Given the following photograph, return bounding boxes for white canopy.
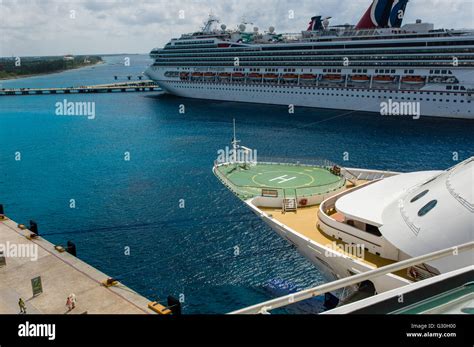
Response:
[380,158,474,272]
[335,171,440,226]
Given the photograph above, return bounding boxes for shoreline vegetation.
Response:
[0,55,103,81]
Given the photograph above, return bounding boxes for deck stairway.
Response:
[283,198,297,213]
[282,189,298,213]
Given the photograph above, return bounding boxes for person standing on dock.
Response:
[66,293,77,311]
[18,298,26,314]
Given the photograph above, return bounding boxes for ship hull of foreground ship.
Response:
[213,156,474,301]
[145,68,473,119]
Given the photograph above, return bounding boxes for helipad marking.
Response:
[269,175,297,184]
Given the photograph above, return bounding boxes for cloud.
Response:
[0,0,472,56]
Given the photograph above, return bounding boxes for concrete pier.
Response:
[0,80,161,96]
[0,216,154,314]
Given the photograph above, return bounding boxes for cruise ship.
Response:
[145,0,474,119]
[213,135,473,303]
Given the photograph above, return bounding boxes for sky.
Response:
[0,0,473,56]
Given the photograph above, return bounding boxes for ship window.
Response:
[365,224,382,237]
[410,189,429,203]
[418,200,437,217]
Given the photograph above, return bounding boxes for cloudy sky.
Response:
[1,0,473,56]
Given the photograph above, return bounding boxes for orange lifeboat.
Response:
[203,72,216,79]
[351,75,369,83]
[373,75,395,84]
[248,73,263,80]
[282,73,298,81]
[231,72,245,80]
[300,74,317,81]
[401,76,425,85]
[263,73,278,81]
[191,72,203,79]
[218,72,231,79]
[324,74,344,83]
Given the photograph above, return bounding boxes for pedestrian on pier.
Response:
[66,293,77,311]
[18,298,26,314]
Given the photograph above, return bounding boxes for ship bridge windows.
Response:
[417,200,438,217]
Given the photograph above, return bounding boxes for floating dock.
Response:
[0,215,154,314]
[0,80,161,96]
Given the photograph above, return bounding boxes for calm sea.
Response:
[0,55,473,313]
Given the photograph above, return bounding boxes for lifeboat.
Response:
[373,75,395,84]
[282,73,298,81]
[218,72,231,79]
[300,74,317,81]
[401,76,425,85]
[324,74,344,83]
[203,72,216,79]
[351,75,369,83]
[191,72,203,79]
[231,72,245,80]
[263,73,278,81]
[179,72,189,80]
[248,73,263,80]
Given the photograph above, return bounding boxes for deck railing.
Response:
[229,241,474,314]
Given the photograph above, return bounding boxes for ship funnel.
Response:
[388,0,409,28]
[356,0,394,29]
[307,16,323,31]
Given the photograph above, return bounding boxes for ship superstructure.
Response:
[146,0,474,119]
[213,131,473,301]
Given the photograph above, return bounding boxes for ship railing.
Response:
[229,241,474,314]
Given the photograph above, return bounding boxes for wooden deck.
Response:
[259,205,410,279]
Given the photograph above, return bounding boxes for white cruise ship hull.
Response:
[146,70,473,119]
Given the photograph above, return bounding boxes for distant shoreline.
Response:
[0,60,105,81]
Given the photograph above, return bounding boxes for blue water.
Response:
[1,55,473,313]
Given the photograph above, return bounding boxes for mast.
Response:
[232,118,240,163]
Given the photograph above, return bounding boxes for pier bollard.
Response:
[29,220,38,235]
[0,204,4,220]
[167,296,182,316]
[66,241,77,257]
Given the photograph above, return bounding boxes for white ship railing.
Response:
[229,241,474,314]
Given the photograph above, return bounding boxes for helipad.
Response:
[215,162,345,199]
